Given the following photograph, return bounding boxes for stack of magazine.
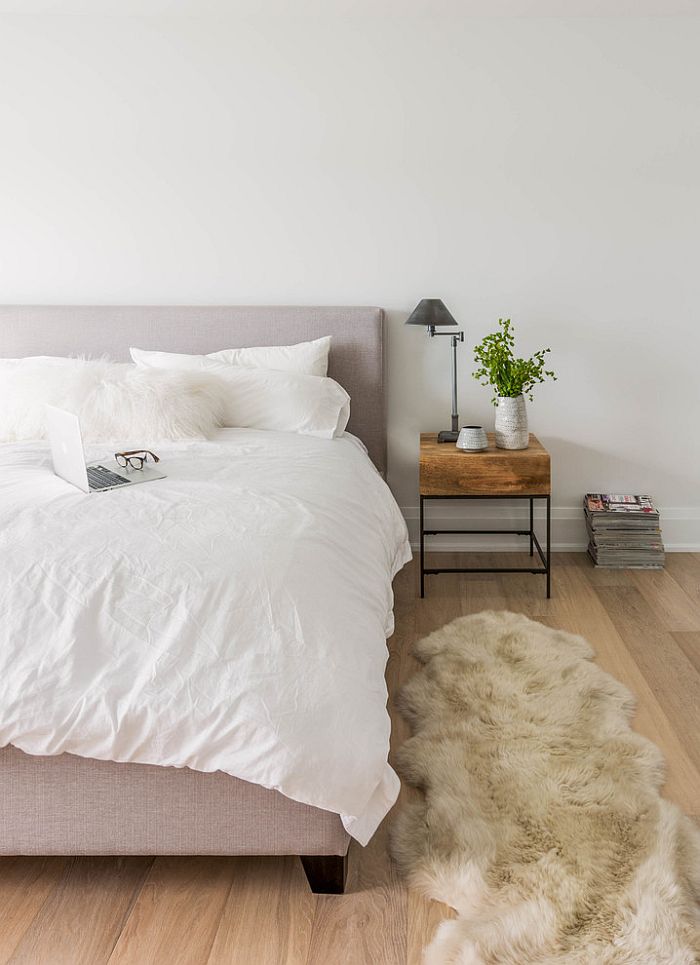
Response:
[584,494,665,569]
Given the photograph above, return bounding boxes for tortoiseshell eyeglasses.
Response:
[114,450,160,471]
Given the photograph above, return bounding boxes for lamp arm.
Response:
[427,328,465,340]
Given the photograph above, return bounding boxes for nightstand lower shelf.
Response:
[419,493,551,598]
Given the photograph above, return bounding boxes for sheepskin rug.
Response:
[390,611,700,964]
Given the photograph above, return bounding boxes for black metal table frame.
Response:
[419,493,551,599]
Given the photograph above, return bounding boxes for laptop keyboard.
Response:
[87,465,130,491]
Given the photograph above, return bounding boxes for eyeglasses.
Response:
[114,450,160,471]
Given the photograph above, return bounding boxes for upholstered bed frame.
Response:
[0,305,387,894]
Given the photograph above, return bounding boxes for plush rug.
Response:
[390,611,700,964]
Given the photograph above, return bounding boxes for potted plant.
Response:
[473,319,556,449]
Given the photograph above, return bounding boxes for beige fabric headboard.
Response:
[0,305,386,473]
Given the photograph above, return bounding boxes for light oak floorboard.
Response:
[672,632,700,677]
[2,555,699,964]
[108,857,236,965]
[0,858,68,964]
[7,857,152,965]
[629,567,700,631]
[549,558,700,817]
[207,857,315,965]
[664,553,700,608]
[590,584,700,775]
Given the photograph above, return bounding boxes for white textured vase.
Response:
[495,395,529,449]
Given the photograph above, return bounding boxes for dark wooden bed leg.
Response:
[300,852,348,894]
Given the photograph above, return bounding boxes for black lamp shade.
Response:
[405,298,458,328]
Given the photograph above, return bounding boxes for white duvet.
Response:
[0,429,411,844]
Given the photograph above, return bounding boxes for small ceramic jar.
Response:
[456,425,488,451]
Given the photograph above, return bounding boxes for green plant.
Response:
[473,318,556,404]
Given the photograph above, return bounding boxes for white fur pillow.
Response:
[131,351,350,439]
[0,357,227,443]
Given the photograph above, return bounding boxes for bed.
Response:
[0,305,409,894]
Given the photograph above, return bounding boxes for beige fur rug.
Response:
[390,611,700,964]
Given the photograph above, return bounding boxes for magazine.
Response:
[584,494,657,515]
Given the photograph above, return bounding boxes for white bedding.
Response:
[0,429,411,844]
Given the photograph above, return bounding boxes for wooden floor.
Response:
[1,553,699,965]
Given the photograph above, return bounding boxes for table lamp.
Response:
[406,298,465,443]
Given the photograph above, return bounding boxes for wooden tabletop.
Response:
[419,432,551,496]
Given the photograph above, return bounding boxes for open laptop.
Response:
[46,405,166,493]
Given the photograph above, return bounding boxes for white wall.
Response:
[1,8,699,548]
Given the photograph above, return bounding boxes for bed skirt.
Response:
[0,744,350,857]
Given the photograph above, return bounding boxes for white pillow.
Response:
[131,351,350,439]
[0,357,227,443]
[131,335,331,377]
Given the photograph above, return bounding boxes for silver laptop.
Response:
[46,405,166,493]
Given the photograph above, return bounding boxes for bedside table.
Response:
[419,432,551,598]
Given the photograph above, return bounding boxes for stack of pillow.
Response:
[0,336,350,444]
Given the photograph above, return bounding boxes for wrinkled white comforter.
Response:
[0,430,411,844]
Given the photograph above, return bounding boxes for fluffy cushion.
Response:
[131,335,332,378]
[131,351,350,439]
[0,357,227,443]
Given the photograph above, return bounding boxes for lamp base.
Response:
[437,430,459,444]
